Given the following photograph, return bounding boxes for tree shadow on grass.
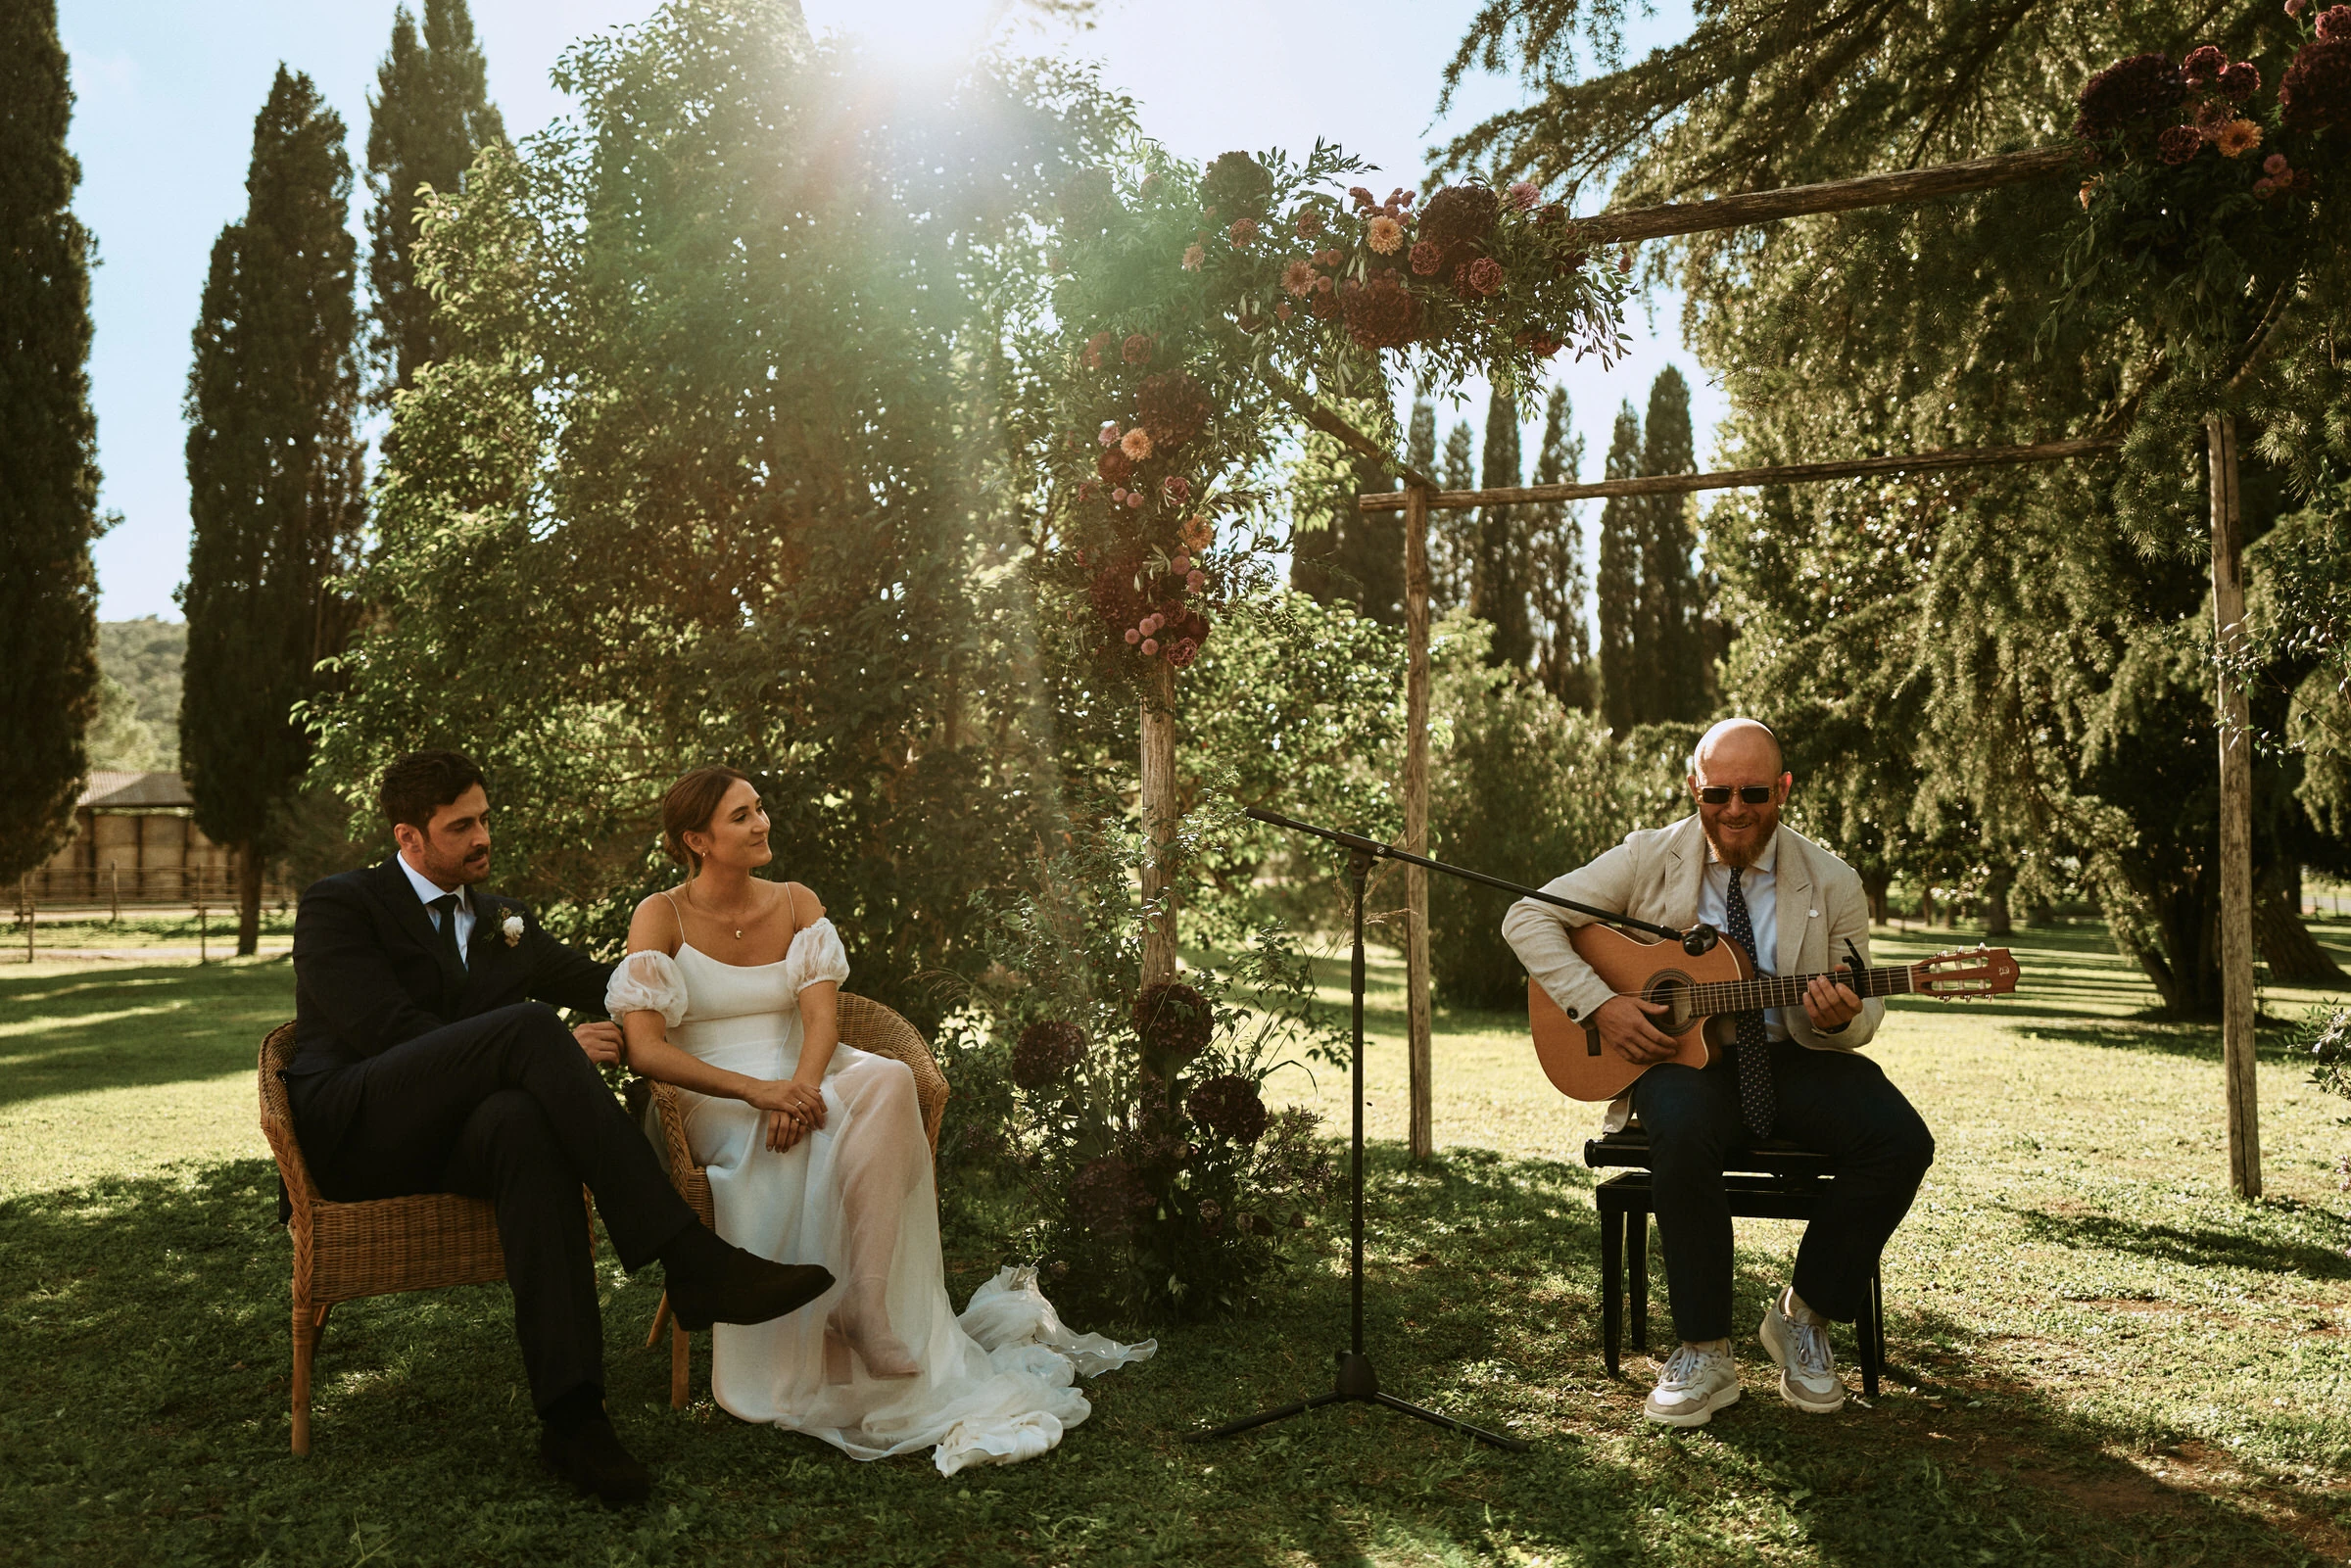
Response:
[5,1149,2343,1567]
[2001,1199,2351,1280]
[2010,1019,2317,1066]
[0,964,293,1111]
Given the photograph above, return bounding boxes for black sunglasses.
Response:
[1696,784,1775,805]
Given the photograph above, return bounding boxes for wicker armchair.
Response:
[641,991,948,1407]
[257,1022,589,1455]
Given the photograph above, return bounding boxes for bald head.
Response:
[1689,718,1789,870]
[1692,718,1783,781]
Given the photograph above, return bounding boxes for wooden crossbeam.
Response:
[1357,435,2118,513]
[1566,145,2085,247]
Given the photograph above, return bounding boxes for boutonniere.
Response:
[502,913,526,947]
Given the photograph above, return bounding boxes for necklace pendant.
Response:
[734,928,744,939]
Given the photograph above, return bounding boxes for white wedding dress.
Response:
[605,920,1153,1474]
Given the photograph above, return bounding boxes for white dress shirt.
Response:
[1696,828,1787,1040]
[398,853,473,966]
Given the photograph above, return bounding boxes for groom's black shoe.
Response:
[540,1402,650,1506]
[661,1222,834,1333]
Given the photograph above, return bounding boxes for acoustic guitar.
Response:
[1528,923,2020,1102]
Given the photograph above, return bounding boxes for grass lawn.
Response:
[2,924,2348,1566]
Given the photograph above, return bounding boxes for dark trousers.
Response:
[286,1002,696,1413]
[1630,1040,1934,1344]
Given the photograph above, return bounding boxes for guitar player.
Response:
[1501,717,1935,1427]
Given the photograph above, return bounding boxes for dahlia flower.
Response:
[1229,217,1259,245]
[1507,180,1541,211]
[1181,243,1205,270]
[2183,45,2225,86]
[2323,5,2351,40]
[1282,259,1318,297]
[2074,54,2188,139]
[1464,256,1506,296]
[1410,240,1442,275]
[2217,118,2263,156]
[1098,421,1121,447]
[2218,61,2261,100]
[1367,214,1406,254]
[2159,124,2204,164]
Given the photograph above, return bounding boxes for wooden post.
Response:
[19,876,29,965]
[1402,484,1435,1160]
[1140,658,1179,987]
[109,860,119,925]
[2207,413,2261,1200]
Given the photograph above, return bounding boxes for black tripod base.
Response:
[1189,1352,1531,1451]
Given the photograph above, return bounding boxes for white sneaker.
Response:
[1759,1290,1845,1413]
[1643,1342,1741,1427]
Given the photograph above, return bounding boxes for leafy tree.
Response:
[96,617,187,767]
[1436,0,2351,1011]
[182,67,364,955]
[1639,365,1707,721]
[1472,384,1532,666]
[1288,402,1403,624]
[1526,385,1593,710]
[1595,401,1641,732]
[365,0,504,404]
[1431,416,1479,611]
[312,2,1129,1026]
[0,0,103,887]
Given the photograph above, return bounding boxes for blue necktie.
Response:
[1722,868,1776,1138]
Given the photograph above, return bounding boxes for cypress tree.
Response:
[1407,397,1437,478]
[1639,365,1707,721]
[1471,384,1531,667]
[1595,402,1642,733]
[1433,418,1478,611]
[0,0,103,889]
[366,0,504,403]
[1527,387,1593,710]
[181,67,364,955]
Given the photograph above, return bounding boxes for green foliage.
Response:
[364,0,505,404]
[1594,400,1640,732]
[1286,399,1404,624]
[1427,613,1688,1007]
[1638,365,1709,722]
[0,0,102,884]
[95,618,185,770]
[312,3,1130,1028]
[1527,385,1593,711]
[1436,0,2351,1012]
[2300,1003,2351,1102]
[181,64,365,947]
[959,795,1345,1324]
[83,677,166,775]
[1471,383,1532,666]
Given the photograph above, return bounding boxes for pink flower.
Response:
[1141,638,1160,656]
[2254,175,2279,195]
[1506,180,1540,211]
[1098,421,1121,447]
[1367,214,1406,254]
[2322,4,2351,40]
[1229,217,1259,245]
[1143,613,1163,634]
[1171,552,1190,572]
[1125,628,1141,644]
[1186,570,1207,593]
[1181,243,1205,270]
[1127,492,1144,508]
[1112,487,1128,502]
[1282,259,1318,297]
[1464,256,1506,296]
[1313,249,1343,267]
[1348,186,1376,211]
[1162,477,1190,503]
[2287,0,2310,19]
[2265,152,2291,173]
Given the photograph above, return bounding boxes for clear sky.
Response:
[60,0,1712,621]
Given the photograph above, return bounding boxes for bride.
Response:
[604,766,1150,1473]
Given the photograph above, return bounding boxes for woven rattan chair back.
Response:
[260,1022,512,1455]
[643,990,948,1406]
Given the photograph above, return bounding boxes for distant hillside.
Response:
[93,618,185,772]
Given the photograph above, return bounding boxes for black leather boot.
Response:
[659,1223,834,1332]
[540,1399,651,1505]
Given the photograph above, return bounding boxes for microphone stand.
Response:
[1190,806,1718,1452]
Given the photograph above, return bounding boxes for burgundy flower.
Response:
[1082,330,1115,369]
[2073,53,2188,139]
[1294,207,1323,239]
[1122,333,1154,365]
[2182,45,2226,86]
[1463,256,1506,297]
[1161,474,1190,503]
[1066,1156,1147,1239]
[1228,217,1260,246]
[2158,124,2204,164]
[2322,5,2351,41]
[1417,183,1500,253]
[1012,1021,1085,1091]
[1096,447,1133,485]
[2281,37,2351,129]
[1136,368,1211,450]
[1338,273,1421,351]
[1409,239,1443,275]
[1189,1072,1270,1145]
[1201,151,1274,219]
[2218,60,2261,100]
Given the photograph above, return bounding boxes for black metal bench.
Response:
[1585,1127,1886,1397]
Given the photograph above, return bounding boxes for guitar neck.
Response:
[1688,964,1914,1017]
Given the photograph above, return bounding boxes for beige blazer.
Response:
[1500,815,1885,1057]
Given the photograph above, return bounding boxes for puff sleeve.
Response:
[604,949,689,1027]
[781,917,850,994]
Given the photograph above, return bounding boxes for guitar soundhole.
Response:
[1645,973,1697,1034]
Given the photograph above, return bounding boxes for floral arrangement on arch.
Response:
[1043,143,1626,677]
[2065,7,2348,363]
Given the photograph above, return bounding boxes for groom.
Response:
[284,749,832,1502]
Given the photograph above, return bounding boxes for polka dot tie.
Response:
[1722,868,1777,1139]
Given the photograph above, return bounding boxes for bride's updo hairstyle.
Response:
[661,765,754,874]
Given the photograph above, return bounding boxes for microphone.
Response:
[1680,923,1721,957]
